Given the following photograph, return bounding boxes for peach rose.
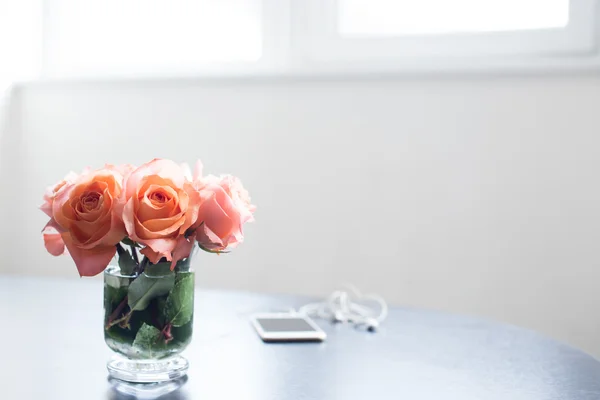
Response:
[122,159,200,266]
[40,170,84,217]
[40,171,83,257]
[51,166,127,276]
[194,175,255,252]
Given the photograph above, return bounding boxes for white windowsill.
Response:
[17,52,600,88]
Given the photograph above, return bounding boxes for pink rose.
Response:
[194,175,255,252]
[121,159,200,266]
[181,159,203,185]
[50,166,128,276]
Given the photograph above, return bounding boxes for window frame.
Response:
[290,0,600,74]
[38,0,600,79]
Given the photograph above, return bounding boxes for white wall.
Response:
[2,75,600,356]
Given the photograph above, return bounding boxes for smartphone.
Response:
[250,313,327,342]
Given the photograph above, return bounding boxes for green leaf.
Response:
[144,261,173,277]
[154,296,168,326]
[117,246,137,276]
[171,320,194,346]
[122,237,141,247]
[132,323,164,352]
[175,271,194,283]
[164,272,195,327]
[105,324,135,345]
[128,307,155,335]
[105,285,128,307]
[127,271,175,312]
[104,285,128,322]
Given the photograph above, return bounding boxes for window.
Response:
[43,0,263,77]
[338,0,571,37]
[29,0,600,78]
[296,0,598,67]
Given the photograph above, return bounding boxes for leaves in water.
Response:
[144,261,173,277]
[105,285,128,309]
[132,323,164,352]
[171,320,194,346]
[164,272,195,327]
[105,324,136,345]
[173,256,192,273]
[127,271,175,312]
[104,284,128,322]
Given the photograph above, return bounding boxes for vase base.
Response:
[107,355,189,383]
[108,376,187,398]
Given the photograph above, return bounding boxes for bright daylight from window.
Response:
[44,0,262,77]
[338,0,570,36]
[1,0,594,80]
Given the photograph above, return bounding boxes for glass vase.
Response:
[104,251,195,383]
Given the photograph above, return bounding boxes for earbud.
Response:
[297,285,388,332]
[364,318,379,332]
[333,310,347,323]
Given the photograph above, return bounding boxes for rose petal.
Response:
[62,234,116,277]
[193,160,203,182]
[140,246,164,264]
[196,224,225,251]
[70,217,107,239]
[70,222,111,248]
[42,225,65,256]
[113,163,136,178]
[181,163,193,182]
[122,198,137,239]
[75,203,105,222]
[170,236,195,270]
[182,182,200,234]
[125,159,185,199]
[197,187,237,238]
[138,183,179,221]
[140,237,177,261]
[40,200,53,218]
[140,215,184,234]
[102,207,127,246]
[139,196,172,221]
[52,183,76,230]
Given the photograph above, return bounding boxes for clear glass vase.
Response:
[104,250,195,383]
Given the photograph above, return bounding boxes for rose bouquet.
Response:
[40,158,254,382]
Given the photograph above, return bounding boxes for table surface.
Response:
[1,276,600,400]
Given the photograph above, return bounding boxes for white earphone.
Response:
[297,284,388,332]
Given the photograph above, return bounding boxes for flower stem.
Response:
[106,295,128,329]
[162,323,173,344]
[107,312,132,330]
[130,244,140,265]
[115,243,126,258]
[133,256,149,276]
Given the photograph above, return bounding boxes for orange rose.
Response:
[52,167,127,276]
[122,159,200,266]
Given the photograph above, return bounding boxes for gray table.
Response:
[1,275,599,399]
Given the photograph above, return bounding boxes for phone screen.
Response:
[256,317,317,333]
